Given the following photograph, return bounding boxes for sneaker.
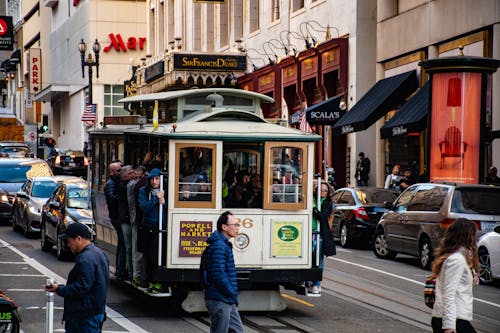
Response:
[148,282,162,294]
[311,285,321,294]
[132,278,140,288]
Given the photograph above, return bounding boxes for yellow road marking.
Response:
[281,293,315,307]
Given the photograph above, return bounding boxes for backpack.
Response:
[424,275,437,309]
[199,245,210,289]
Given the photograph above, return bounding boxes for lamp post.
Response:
[78,38,101,205]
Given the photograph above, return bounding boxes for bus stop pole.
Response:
[45,279,54,333]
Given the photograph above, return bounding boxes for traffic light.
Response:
[38,115,49,133]
[44,138,56,148]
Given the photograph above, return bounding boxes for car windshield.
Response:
[31,181,59,197]
[0,163,51,182]
[67,188,90,209]
[356,189,398,204]
[2,147,30,154]
[451,188,500,215]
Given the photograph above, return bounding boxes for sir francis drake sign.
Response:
[173,53,246,71]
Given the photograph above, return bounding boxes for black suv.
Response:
[46,149,88,178]
[373,183,500,270]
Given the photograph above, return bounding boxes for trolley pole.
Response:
[45,279,54,333]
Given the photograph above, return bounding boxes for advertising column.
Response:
[420,56,500,183]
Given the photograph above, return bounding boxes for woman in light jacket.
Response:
[384,164,402,191]
[431,218,480,333]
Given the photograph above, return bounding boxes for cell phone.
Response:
[46,279,54,289]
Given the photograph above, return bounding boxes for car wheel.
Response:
[340,223,351,248]
[478,247,494,285]
[373,229,397,259]
[419,237,433,270]
[22,214,31,238]
[12,210,19,232]
[56,231,67,261]
[40,223,52,252]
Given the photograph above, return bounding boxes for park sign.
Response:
[0,16,14,51]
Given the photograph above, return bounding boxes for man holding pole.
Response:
[44,223,109,333]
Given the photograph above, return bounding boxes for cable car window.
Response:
[176,143,216,208]
[224,148,261,208]
[264,142,309,210]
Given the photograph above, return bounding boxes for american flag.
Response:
[81,104,97,126]
[299,111,312,133]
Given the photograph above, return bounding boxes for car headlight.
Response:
[1,195,8,202]
[29,206,41,215]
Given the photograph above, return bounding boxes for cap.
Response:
[59,223,91,240]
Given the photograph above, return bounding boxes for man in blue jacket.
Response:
[45,223,109,333]
[204,211,243,333]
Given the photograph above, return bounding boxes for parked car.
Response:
[40,181,93,260]
[330,187,398,247]
[0,158,53,223]
[477,225,500,285]
[46,149,88,178]
[11,176,85,237]
[373,183,500,270]
[0,142,34,158]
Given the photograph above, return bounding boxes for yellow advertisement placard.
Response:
[271,220,303,257]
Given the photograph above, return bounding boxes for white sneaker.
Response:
[311,285,320,294]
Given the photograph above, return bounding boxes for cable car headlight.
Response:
[234,233,249,250]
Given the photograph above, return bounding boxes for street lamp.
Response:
[79,38,101,104]
[78,38,101,206]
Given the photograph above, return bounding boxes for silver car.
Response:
[373,183,500,270]
[12,175,86,237]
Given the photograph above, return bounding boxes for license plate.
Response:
[481,221,497,232]
[68,162,76,167]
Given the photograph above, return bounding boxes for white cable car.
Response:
[89,88,322,312]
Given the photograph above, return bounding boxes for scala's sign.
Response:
[173,53,246,71]
[103,33,146,53]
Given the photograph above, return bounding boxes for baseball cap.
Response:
[59,223,91,240]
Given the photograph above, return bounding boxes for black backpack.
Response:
[199,245,210,289]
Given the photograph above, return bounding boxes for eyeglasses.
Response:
[320,189,328,192]
[226,223,241,227]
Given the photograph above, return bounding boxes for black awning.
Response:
[380,82,429,139]
[9,49,21,64]
[305,94,346,125]
[332,70,418,136]
[0,59,11,72]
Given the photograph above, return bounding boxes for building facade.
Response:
[34,0,147,153]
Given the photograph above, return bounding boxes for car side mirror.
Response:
[16,191,28,199]
[49,201,60,209]
[384,201,394,210]
[494,224,500,234]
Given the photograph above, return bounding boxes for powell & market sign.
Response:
[174,53,246,71]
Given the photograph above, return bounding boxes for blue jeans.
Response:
[65,313,104,333]
[206,300,243,333]
[111,219,126,279]
[121,223,133,278]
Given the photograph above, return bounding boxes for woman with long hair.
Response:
[431,218,480,333]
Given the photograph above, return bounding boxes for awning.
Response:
[9,49,21,64]
[305,94,346,125]
[380,82,429,139]
[332,70,418,136]
[34,84,69,102]
[1,59,11,72]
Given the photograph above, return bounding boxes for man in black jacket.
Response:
[104,161,127,279]
[355,152,371,186]
[45,223,109,333]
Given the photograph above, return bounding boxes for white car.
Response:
[477,225,500,285]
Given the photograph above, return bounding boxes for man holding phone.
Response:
[44,223,109,333]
